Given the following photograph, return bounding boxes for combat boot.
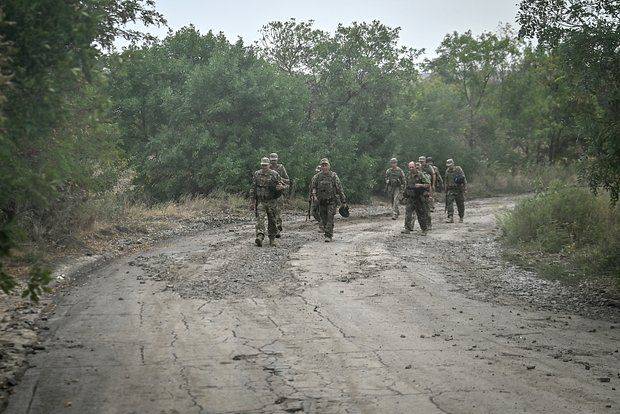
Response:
[459,216,463,223]
[445,217,454,223]
[255,235,264,247]
[401,228,411,234]
[324,236,332,243]
[269,237,277,247]
[421,230,428,236]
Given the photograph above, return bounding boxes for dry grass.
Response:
[467,164,577,198]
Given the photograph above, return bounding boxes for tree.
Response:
[0,0,165,299]
[428,29,519,150]
[108,27,308,200]
[518,0,620,203]
[258,20,420,200]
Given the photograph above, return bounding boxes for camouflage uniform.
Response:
[310,166,321,222]
[420,162,435,227]
[385,166,405,218]
[251,168,284,243]
[403,170,431,232]
[445,164,467,221]
[269,162,289,235]
[310,169,347,240]
[431,164,443,192]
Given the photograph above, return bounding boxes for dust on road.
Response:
[4,197,619,413]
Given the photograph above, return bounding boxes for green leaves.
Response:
[517,0,620,204]
[0,1,164,299]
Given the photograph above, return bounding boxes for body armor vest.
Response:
[316,173,337,201]
[386,168,403,186]
[255,171,278,200]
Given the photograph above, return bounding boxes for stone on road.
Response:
[5,198,619,413]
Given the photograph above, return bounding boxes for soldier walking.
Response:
[402,161,431,235]
[444,158,467,223]
[385,158,406,220]
[427,157,443,193]
[310,158,347,242]
[251,157,287,247]
[418,156,436,229]
[309,165,321,224]
[268,153,290,238]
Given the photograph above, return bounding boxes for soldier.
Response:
[401,161,431,235]
[426,156,443,215]
[269,153,290,238]
[251,157,287,247]
[427,156,443,193]
[385,158,406,220]
[444,158,467,223]
[419,156,435,229]
[309,165,321,224]
[310,158,347,242]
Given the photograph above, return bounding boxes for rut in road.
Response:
[4,197,619,414]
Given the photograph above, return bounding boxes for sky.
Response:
[124,0,520,56]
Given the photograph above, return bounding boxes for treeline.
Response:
[0,0,618,296]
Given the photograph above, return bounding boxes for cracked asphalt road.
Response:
[5,197,619,413]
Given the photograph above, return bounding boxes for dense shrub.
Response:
[500,183,620,281]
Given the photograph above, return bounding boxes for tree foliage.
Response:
[0,0,164,299]
[518,0,620,203]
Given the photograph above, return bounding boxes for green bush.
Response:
[500,182,620,281]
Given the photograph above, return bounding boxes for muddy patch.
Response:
[385,199,620,322]
[131,231,313,300]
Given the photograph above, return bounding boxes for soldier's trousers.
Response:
[275,198,284,232]
[388,186,402,217]
[255,199,278,239]
[446,189,465,218]
[404,196,428,231]
[426,194,433,228]
[318,200,338,238]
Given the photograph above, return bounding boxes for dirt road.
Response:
[5,197,619,413]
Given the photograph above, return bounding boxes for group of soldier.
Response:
[384,156,467,236]
[250,152,467,246]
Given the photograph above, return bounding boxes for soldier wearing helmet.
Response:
[310,158,347,242]
[444,158,467,223]
[251,157,288,247]
[385,158,406,220]
[268,153,290,238]
[418,156,435,230]
[308,165,322,223]
[401,161,431,235]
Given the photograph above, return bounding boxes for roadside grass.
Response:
[468,164,577,198]
[499,182,620,288]
[8,191,249,271]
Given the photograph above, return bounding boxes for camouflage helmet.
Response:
[390,157,398,163]
[418,156,426,162]
[260,157,270,165]
[446,158,454,166]
[426,156,433,163]
[320,158,330,165]
[269,153,278,161]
